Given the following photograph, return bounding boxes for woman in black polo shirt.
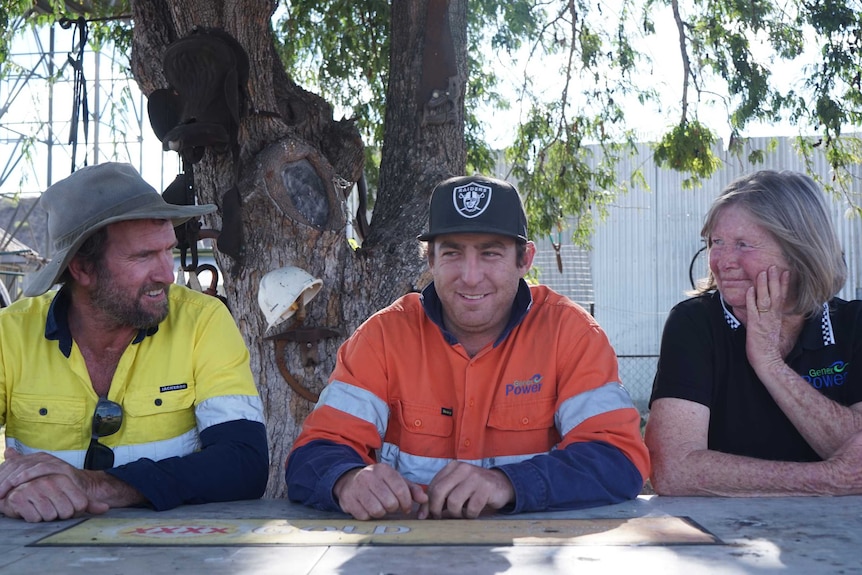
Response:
[646,170,862,496]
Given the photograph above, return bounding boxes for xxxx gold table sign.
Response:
[34,517,722,547]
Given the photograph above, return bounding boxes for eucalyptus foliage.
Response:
[277,0,862,242]
[3,0,861,239]
[645,0,862,209]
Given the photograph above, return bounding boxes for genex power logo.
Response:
[454,182,492,218]
[803,360,849,389]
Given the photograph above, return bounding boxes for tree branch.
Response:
[671,0,691,124]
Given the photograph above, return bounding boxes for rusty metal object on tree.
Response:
[194,263,230,310]
[353,173,370,242]
[147,27,249,161]
[553,242,563,274]
[217,185,244,263]
[255,140,347,233]
[549,232,563,273]
[419,0,459,126]
[265,327,341,403]
[194,264,220,296]
[422,76,461,126]
[162,170,202,270]
[149,28,250,270]
[268,327,341,366]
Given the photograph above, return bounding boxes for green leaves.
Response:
[652,120,720,187]
[275,0,391,144]
[657,0,861,204]
[508,100,640,246]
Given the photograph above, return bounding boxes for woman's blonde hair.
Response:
[695,170,846,316]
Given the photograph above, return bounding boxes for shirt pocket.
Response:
[487,397,557,431]
[9,394,88,451]
[123,386,196,443]
[486,397,559,454]
[394,400,454,438]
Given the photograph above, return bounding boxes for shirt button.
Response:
[468,399,475,407]
[521,417,530,425]
[413,419,422,427]
[464,439,471,447]
[39,407,48,416]
[154,398,163,406]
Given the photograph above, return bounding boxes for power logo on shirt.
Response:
[802,360,849,389]
[505,374,544,396]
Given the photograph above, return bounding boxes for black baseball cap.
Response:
[418,175,528,242]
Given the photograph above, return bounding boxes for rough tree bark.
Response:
[128,0,467,497]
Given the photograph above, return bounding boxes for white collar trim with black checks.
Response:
[719,294,835,346]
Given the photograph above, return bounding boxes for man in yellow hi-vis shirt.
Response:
[0,163,267,522]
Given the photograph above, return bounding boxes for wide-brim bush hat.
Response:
[24,162,216,297]
[418,175,528,242]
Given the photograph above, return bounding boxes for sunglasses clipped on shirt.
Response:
[83,397,123,471]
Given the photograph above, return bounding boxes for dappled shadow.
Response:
[327,545,512,575]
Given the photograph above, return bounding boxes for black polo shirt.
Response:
[650,291,862,462]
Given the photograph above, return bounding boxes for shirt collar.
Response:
[420,278,534,348]
[807,301,836,347]
[45,287,160,358]
[718,293,741,330]
[718,292,835,347]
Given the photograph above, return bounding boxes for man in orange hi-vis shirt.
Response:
[286,175,649,520]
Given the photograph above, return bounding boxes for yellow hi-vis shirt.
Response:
[0,285,263,468]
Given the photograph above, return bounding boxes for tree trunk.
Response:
[129,0,467,498]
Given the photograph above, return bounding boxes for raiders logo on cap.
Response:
[453,182,492,219]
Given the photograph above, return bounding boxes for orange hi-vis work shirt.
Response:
[288,282,650,513]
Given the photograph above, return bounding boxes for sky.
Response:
[480,3,814,149]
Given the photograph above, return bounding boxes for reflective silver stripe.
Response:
[196,394,265,430]
[316,380,389,440]
[379,442,544,484]
[7,427,201,469]
[111,427,201,466]
[555,382,635,437]
[6,437,84,467]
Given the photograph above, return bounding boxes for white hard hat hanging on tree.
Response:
[258,266,323,331]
